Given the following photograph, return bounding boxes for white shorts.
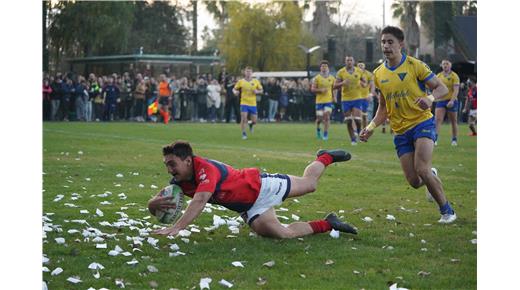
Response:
[469,109,477,118]
[240,173,291,225]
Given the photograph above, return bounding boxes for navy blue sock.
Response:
[440,201,454,215]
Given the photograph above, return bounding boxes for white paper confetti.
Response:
[55,237,65,244]
[66,277,82,284]
[362,216,373,222]
[231,261,244,268]
[88,262,105,270]
[219,279,233,288]
[116,173,124,178]
[96,243,107,249]
[329,229,340,239]
[53,195,64,202]
[127,259,139,265]
[386,214,396,221]
[147,265,159,273]
[96,208,104,217]
[389,283,409,290]
[263,260,275,268]
[51,267,63,276]
[178,229,192,237]
[200,277,212,290]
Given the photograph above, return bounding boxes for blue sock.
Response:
[242,131,247,136]
[351,137,357,142]
[324,131,328,138]
[452,137,457,142]
[440,201,454,215]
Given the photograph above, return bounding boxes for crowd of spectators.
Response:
[42,69,340,124]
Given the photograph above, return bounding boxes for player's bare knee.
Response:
[416,167,432,181]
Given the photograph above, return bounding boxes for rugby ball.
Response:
[155,184,184,224]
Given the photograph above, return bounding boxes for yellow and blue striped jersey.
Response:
[436,71,460,101]
[313,74,336,104]
[336,66,364,101]
[373,54,436,134]
[234,78,263,106]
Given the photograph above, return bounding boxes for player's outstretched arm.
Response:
[153,191,212,236]
[360,93,387,142]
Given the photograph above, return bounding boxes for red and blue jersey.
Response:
[171,156,261,212]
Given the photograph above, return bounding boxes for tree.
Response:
[391,1,420,57]
[218,2,314,73]
[48,1,135,58]
[129,1,188,55]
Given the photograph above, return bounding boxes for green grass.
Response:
[43,121,477,289]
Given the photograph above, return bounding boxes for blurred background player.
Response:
[360,26,456,224]
[336,56,367,145]
[435,60,460,146]
[158,74,172,124]
[357,61,376,129]
[233,66,263,140]
[311,60,336,140]
[463,79,477,136]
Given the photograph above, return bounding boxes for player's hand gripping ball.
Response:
[155,184,184,224]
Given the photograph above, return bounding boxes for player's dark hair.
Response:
[381,26,405,42]
[162,140,194,160]
[319,60,329,66]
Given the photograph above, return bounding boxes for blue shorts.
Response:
[240,105,257,115]
[393,117,437,158]
[315,102,333,112]
[360,99,369,113]
[342,100,364,112]
[435,100,459,113]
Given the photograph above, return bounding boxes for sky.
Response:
[195,0,397,50]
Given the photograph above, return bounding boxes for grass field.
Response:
[42,121,477,289]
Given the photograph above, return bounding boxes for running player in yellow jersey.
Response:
[435,60,461,146]
[357,61,376,129]
[233,66,263,140]
[311,60,336,140]
[335,56,367,145]
[359,26,456,224]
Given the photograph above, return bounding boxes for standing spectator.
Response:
[279,80,289,121]
[177,77,190,121]
[74,76,87,121]
[206,79,221,123]
[102,77,119,121]
[287,80,298,121]
[224,75,240,123]
[265,78,281,122]
[43,78,52,121]
[122,72,134,120]
[61,77,73,121]
[133,75,146,122]
[85,74,98,122]
[218,66,228,85]
[195,77,208,122]
[463,79,477,136]
[50,74,63,121]
[93,77,105,121]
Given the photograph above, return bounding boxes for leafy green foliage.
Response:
[218,2,315,73]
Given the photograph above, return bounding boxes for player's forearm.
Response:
[431,83,449,100]
[451,87,459,101]
[370,107,388,127]
[172,192,211,230]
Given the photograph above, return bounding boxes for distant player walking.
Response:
[311,60,336,140]
[233,67,263,140]
[336,56,367,145]
[435,60,461,146]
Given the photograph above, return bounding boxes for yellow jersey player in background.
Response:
[335,56,367,145]
[359,26,457,224]
[233,66,263,140]
[311,60,336,140]
[435,60,461,146]
[357,61,376,130]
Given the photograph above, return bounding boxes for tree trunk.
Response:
[192,0,198,54]
[42,1,49,72]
